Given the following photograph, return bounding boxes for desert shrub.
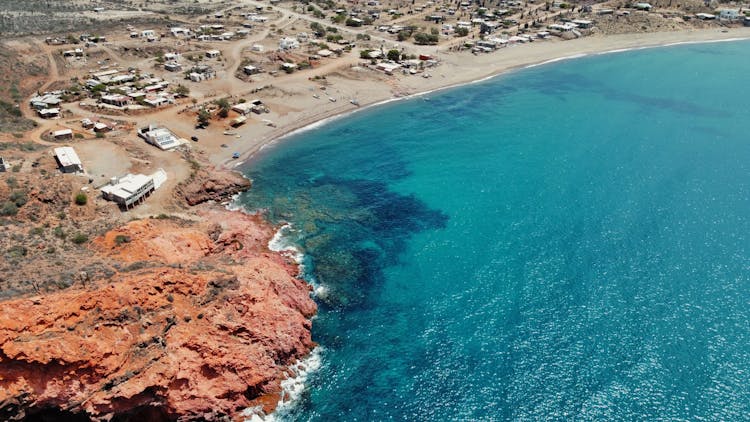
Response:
[114,234,131,245]
[7,245,27,257]
[74,192,87,206]
[9,191,26,207]
[71,233,88,244]
[0,201,18,216]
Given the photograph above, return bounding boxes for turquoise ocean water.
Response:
[237,40,750,420]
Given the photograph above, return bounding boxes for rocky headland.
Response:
[0,175,316,421]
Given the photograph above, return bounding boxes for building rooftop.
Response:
[101,174,153,201]
[54,146,82,168]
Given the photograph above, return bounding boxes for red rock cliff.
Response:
[0,209,316,421]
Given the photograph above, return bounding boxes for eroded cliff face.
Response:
[0,209,316,421]
[177,167,252,206]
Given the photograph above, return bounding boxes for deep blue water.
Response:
[237,40,750,420]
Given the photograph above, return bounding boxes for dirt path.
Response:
[23,41,65,143]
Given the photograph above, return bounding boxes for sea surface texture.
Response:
[237,40,750,420]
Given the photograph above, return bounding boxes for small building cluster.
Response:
[188,65,217,82]
[231,99,268,115]
[31,92,63,119]
[81,118,112,133]
[86,69,175,110]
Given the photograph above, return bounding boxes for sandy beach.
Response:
[209,27,749,169]
[1,0,749,417]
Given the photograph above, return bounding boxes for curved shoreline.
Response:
[226,30,749,419]
[223,28,750,168]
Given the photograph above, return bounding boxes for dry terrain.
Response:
[0,0,748,419]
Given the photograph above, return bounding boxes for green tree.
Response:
[414,32,439,45]
[456,27,469,36]
[310,22,326,36]
[387,49,401,61]
[172,84,190,97]
[197,108,211,126]
[215,98,230,118]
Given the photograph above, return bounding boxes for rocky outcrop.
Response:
[178,168,252,206]
[0,210,316,421]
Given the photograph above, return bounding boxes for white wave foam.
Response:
[278,346,324,406]
[525,53,589,69]
[266,222,334,299]
[243,347,325,422]
[268,223,305,268]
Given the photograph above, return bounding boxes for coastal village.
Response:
[0,0,749,419]
[4,0,749,213]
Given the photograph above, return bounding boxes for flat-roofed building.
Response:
[54,146,83,173]
[94,122,111,132]
[39,108,61,119]
[138,125,182,150]
[53,129,73,140]
[101,94,130,107]
[101,173,155,209]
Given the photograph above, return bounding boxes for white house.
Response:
[170,27,191,37]
[138,125,182,150]
[54,146,83,173]
[279,37,300,50]
[39,108,61,119]
[164,61,182,72]
[232,103,254,115]
[717,9,739,20]
[571,19,593,28]
[243,65,260,75]
[101,174,155,209]
[52,130,73,141]
[206,50,221,58]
